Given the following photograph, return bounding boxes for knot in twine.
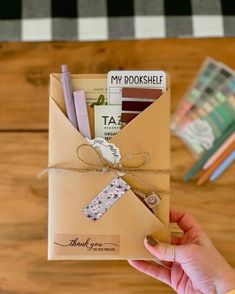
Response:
[38,143,169,194]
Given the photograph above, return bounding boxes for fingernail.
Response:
[145,235,158,247]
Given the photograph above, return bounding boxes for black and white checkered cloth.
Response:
[0,0,235,41]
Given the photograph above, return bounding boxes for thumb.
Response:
[144,235,192,263]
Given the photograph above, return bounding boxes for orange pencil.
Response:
[197,141,235,186]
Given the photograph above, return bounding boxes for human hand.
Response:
[128,209,235,294]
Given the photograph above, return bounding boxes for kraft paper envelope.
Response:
[48,73,170,260]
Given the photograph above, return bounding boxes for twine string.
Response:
[38,144,169,193]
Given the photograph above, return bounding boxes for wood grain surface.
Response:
[0,39,234,294]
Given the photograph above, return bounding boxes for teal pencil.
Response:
[184,123,235,181]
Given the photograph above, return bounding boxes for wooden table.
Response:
[0,39,234,294]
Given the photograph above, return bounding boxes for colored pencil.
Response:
[183,123,235,181]
[210,150,235,181]
[203,132,235,170]
[197,141,235,185]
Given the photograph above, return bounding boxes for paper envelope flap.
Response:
[111,89,170,170]
[49,171,169,260]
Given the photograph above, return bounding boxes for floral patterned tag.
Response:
[83,176,130,221]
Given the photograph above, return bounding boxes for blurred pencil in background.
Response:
[203,132,235,169]
[210,150,235,181]
[197,141,235,185]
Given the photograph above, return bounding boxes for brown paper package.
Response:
[48,73,170,260]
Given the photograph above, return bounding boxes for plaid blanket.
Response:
[0,0,234,41]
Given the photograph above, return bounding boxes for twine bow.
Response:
[38,143,169,194]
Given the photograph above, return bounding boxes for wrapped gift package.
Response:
[48,71,170,260]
